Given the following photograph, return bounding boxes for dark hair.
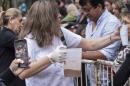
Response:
[79,0,105,9]
[79,0,87,7]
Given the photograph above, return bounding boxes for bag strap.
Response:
[60,29,67,46]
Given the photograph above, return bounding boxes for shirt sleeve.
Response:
[99,20,121,60]
[61,27,82,48]
[0,68,16,86]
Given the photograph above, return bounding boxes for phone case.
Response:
[14,39,29,68]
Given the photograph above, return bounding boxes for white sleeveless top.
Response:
[25,27,81,86]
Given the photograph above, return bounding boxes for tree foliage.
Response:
[0,0,10,10]
[0,0,37,11]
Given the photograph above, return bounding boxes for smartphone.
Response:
[14,39,29,68]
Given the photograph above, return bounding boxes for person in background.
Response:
[113,11,130,86]
[74,0,81,9]
[114,11,130,65]
[0,8,25,86]
[56,0,67,18]
[112,11,130,86]
[61,0,79,23]
[123,0,130,4]
[79,0,121,85]
[112,1,122,19]
[113,49,130,86]
[105,0,113,13]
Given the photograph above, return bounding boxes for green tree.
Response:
[0,0,11,10]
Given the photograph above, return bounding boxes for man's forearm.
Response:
[82,51,106,60]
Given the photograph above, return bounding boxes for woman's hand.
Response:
[9,59,25,76]
[48,45,67,63]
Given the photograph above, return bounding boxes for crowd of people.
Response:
[0,0,130,86]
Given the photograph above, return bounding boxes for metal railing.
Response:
[75,59,129,86]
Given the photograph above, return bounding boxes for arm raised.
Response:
[78,29,120,51]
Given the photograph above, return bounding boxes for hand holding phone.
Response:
[14,39,29,68]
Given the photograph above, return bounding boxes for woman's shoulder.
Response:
[0,27,16,40]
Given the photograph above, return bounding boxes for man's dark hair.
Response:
[79,0,105,9]
[55,0,61,5]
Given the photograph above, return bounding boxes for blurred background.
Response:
[0,0,37,11]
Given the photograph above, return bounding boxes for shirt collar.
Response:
[97,9,109,24]
[87,9,109,24]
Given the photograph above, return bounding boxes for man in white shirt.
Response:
[79,0,121,85]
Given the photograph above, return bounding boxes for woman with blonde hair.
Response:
[112,1,122,19]
[0,8,25,86]
[18,0,122,86]
[61,0,79,23]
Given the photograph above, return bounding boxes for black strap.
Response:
[60,29,67,46]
